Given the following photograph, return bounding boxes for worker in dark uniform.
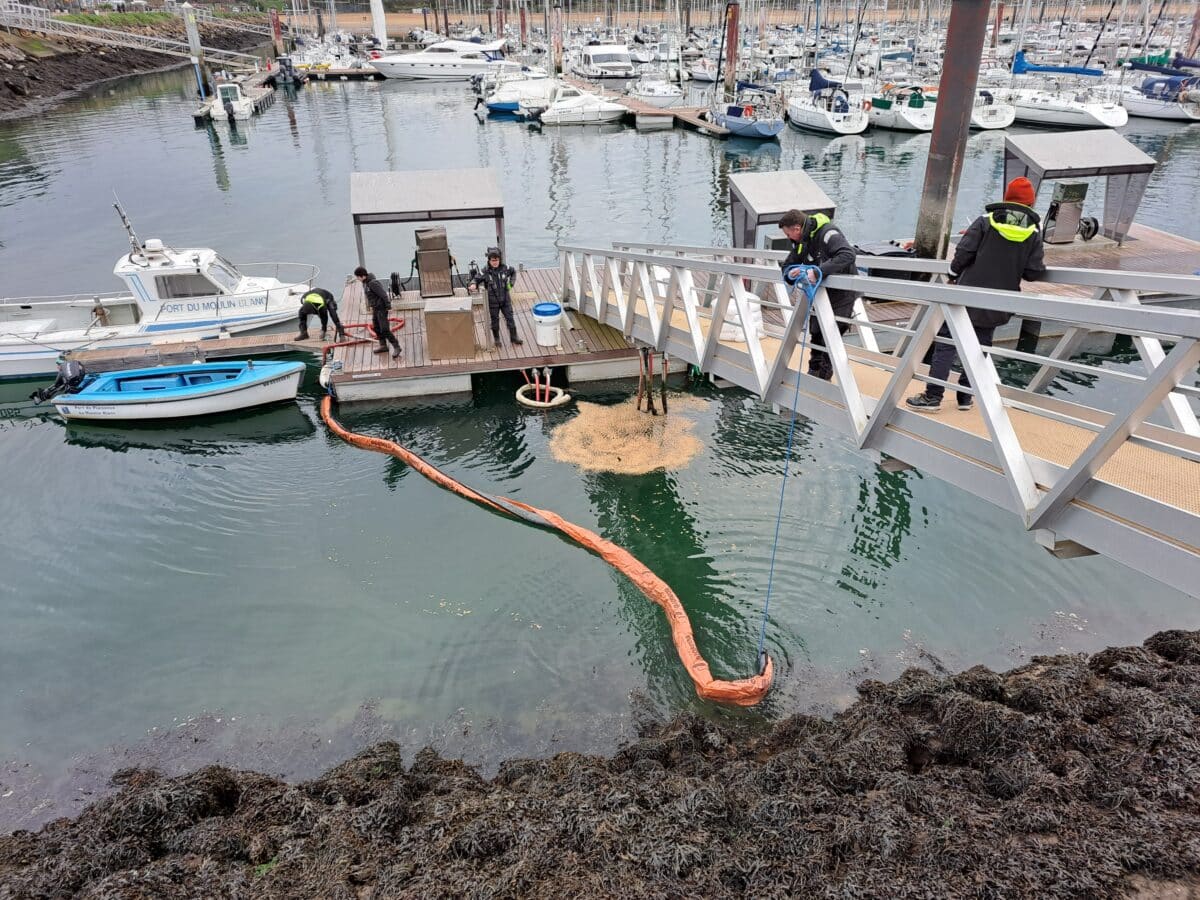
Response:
[295,287,347,342]
[778,208,858,381]
[354,266,401,358]
[471,247,523,348]
[906,176,1046,413]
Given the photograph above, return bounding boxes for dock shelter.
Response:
[349,168,506,268]
[1002,130,1156,246]
[728,170,836,250]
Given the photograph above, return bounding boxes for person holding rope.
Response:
[354,266,401,359]
[295,287,347,342]
[778,209,857,381]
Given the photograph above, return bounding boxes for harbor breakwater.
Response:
[3,629,1199,898]
[0,18,268,119]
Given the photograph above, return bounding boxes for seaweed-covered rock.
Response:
[5,630,1200,899]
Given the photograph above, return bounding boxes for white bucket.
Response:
[532,301,563,347]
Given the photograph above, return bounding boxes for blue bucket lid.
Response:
[532,302,562,316]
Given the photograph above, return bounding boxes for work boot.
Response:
[491,329,500,349]
[319,329,328,341]
[373,344,389,354]
[295,330,309,341]
[509,330,524,346]
[390,345,401,359]
[335,330,348,341]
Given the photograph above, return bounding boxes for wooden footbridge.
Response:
[558,241,1200,598]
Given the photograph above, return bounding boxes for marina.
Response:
[2,0,1200,892]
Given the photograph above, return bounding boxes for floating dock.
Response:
[563,76,730,137]
[304,66,382,81]
[326,268,650,401]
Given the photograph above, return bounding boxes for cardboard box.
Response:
[415,226,448,252]
[425,297,476,359]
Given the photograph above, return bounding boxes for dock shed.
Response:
[350,168,506,268]
[1002,130,1156,245]
[728,170,836,250]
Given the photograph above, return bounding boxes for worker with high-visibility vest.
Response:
[296,287,346,342]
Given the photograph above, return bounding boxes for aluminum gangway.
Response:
[169,6,275,39]
[0,1,263,70]
[558,241,1200,598]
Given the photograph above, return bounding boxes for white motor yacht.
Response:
[373,40,518,80]
[572,44,636,79]
[520,82,627,124]
[628,73,684,108]
[1,227,317,379]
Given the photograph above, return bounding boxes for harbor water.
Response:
[2,70,1199,830]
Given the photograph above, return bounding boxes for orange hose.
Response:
[320,396,773,706]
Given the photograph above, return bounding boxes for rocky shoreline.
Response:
[0,20,269,120]
[2,630,1199,898]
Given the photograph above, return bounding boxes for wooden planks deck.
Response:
[328,268,639,395]
[563,76,730,136]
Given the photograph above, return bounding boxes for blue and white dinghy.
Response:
[37,360,306,421]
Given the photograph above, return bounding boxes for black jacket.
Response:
[951,202,1047,328]
[474,263,516,306]
[780,218,858,315]
[301,288,343,330]
[363,275,391,313]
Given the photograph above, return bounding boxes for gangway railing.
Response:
[0,0,263,70]
[169,6,275,39]
[559,242,1200,598]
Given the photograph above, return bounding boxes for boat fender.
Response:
[516,382,571,409]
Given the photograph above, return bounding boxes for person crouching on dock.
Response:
[295,287,347,342]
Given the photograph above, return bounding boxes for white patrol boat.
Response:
[0,205,318,379]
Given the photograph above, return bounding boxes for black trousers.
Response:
[371,306,399,349]
[926,323,996,403]
[807,318,850,380]
[298,302,328,332]
[489,298,517,338]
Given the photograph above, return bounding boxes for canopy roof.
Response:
[729,170,836,249]
[350,169,504,225]
[1003,130,1155,180]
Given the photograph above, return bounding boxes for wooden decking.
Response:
[563,76,731,136]
[328,267,640,398]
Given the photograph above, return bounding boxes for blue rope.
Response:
[755,264,822,673]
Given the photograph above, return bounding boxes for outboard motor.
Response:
[222,97,236,122]
[30,359,87,404]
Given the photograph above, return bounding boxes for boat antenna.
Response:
[112,192,144,258]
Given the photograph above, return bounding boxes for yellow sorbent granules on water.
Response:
[548,395,706,475]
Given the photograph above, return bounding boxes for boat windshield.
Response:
[590,53,630,63]
[209,256,242,292]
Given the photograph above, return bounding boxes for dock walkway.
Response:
[563,76,730,137]
[327,267,643,400]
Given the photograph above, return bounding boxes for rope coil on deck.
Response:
[320,395,773,706]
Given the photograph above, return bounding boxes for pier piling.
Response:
[913,0,990,260]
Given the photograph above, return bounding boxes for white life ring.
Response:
[516,382,572,409]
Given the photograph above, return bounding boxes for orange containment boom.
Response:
[320,396,774,706]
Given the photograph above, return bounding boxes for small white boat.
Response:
[1006,87,1128,127]
[521,82,626,124]
[786,70,868,135]
[967,89,1017,129]
[373,40,517,80]
[867,84,935,131]
[0,210,317,379]
[46,361,306,422]
[481,74,555,113]
[195,81,255,122]
[689,58,719,82]
[627,74,684,108]
[572,44,636,78]
[1121,75,1200,120]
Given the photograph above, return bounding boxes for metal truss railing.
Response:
[170,5,275,38]
[559,241,1200,597]
[0,1,262,70]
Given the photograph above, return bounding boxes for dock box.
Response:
[415,226,449,251]
[424,297,475,359]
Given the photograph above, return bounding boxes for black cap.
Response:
[486,247,502,259]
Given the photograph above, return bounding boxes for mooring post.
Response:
[180,4,208,100]
[912,0,990,260]
[722,0,740,104]
[552,0,563,74]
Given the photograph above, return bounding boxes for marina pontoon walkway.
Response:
[559,242,1200,598]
